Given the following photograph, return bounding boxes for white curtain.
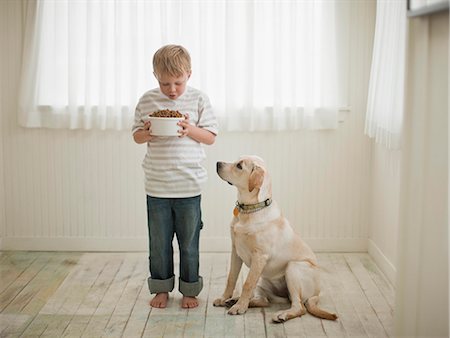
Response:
[365,0,407,149]
[394,8,449,337]
[19,0,344,131]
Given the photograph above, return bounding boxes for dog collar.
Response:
[234,198,272,216]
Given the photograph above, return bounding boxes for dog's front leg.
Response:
[228,252,268,315]
[213,245,243,307]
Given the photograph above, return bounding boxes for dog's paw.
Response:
[227,302,248,315]
[272,308,306,323]
[272,311,288,323]
[213,297,227,307]
[224,297,239,308]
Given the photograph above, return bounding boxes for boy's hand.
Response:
[144,121,154,140]
[133,120,153,144]
[176,113,216,145]
[178,113,191,137]
[144,120,152,133]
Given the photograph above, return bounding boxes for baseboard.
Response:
[1,237,150,252]
[368,239,396,285]
[0,236,368,253]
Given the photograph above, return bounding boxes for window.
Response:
[19,0,347,131]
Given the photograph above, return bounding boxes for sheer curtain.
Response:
[394,9,449,337]
[19,0,344,131]
[365,0,407,149]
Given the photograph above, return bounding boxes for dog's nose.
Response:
[216,162,223,173]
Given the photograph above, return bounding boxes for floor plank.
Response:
[344,253,393,336]
[0,251,395,338]
[0,252,52,319]
[82,254,137,337]
[316,254,349,338]
[0,252,40,295]
[359,254,395,310]
[332,254,389,338]
[120,279,151,338]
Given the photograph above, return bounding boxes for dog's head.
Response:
[216,155,271,203]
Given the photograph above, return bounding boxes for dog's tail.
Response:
[304,296,338,320]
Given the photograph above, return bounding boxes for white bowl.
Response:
[148,116,184,136]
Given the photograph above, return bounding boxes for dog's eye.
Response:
[236,162,242,170]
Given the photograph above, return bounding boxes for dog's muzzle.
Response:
[216,162,233,185]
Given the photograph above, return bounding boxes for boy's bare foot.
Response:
[182,296,199,308]
[150,292,168,308]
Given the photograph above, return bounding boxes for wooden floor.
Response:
[0,251,394,337]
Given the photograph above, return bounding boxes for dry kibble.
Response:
[150,109,183,118]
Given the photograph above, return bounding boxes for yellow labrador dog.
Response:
[213,155,337,323]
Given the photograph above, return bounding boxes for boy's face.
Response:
[155,72,191,100]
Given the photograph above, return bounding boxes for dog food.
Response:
[150,109,183,118]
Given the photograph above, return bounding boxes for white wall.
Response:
[368,144,400,285]
[0,1,376,252]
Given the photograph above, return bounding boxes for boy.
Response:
[132,45,218,309]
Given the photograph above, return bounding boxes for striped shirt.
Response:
[132,86,218,198]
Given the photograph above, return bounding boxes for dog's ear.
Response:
[248,165,265,192]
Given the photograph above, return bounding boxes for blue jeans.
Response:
[146,195,203,297]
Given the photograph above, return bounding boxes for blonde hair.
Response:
[153,45,191,78]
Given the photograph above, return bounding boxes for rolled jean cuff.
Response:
[148,275,175,294]
[179,276,203,297]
